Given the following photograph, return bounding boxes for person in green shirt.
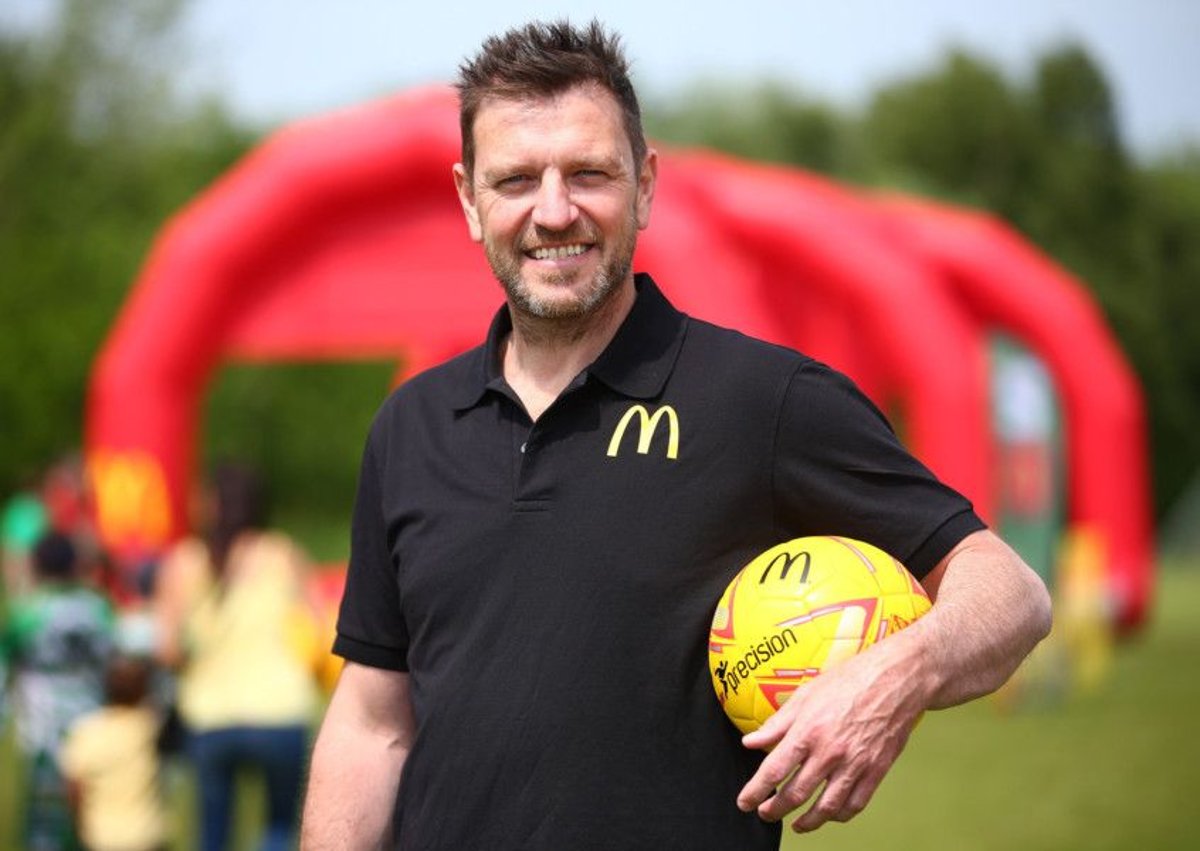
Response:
[2,532,114,851]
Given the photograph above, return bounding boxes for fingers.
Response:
[739,700,792,751]
[737,723,893,831]
[750,747,831,823]
[738,691,803,807]
[736,736,809,814]
[736,647,920,833]
[790,766,883,833]
[752,764,877,834]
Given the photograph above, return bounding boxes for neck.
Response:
[503,277,636,421]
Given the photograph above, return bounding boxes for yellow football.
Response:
[708,536,931,734]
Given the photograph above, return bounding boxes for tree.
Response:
[647,80,855,176]
[861,50,1041,216]
[0,0,252,493]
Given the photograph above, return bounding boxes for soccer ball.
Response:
[708,536,931,735]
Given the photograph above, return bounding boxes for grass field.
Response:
[782,562,1200,851]
[4,566,1198,850]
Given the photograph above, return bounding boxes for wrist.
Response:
[883,616,945,714]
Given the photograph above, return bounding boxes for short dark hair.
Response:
[456,19,647,178]
[32,532,77,580]
[105,655,150,706]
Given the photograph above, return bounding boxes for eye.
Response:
[571,169,610,187]
[494,174,533,192]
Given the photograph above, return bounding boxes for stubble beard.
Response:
[484,213,638,325]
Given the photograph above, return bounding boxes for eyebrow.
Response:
[479,152,627,185]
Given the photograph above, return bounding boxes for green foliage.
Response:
[203,361,397,561]
[0,2,395,557]
[0,0,252,489]
[647,80,855,176]
[863,50,1041,212]
[1123,152,1200,517]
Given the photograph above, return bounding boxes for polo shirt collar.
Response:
[589,274,687,399]
[449,306,512,411]
[451,273,687,411]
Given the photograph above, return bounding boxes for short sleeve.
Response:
[333,419,410,671]
[773,361,985,578]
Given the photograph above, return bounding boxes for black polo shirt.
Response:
[335,274,983,851]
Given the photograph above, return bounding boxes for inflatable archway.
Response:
[85,86,1152,629]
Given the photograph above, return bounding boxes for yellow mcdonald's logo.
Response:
[606,404,680,460]
[88,450,172,548]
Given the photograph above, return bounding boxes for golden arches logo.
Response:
[606,404,680,460]
[88,451,172,548]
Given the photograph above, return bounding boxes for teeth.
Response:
[530,244,587,260]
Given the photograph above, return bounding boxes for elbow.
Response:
[1028,571,1054,646]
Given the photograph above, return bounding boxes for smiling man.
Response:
[300,20,1051,851]
[456,86,650,324]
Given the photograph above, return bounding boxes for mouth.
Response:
[524,243,592,261]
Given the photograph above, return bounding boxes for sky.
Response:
[4,0,1199,155]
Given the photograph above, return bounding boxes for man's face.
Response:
[453,84,657,321]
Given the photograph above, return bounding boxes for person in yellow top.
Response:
[155,463,319,851]
[60,655,165,851]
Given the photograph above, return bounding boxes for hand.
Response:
[736,637,928,833]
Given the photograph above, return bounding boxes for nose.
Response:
[531,172,578,231]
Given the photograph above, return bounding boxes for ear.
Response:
[452,163,483,242]
[635,148,658,231]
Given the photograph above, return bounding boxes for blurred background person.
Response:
[2,454,98,601]
[59,654,166,851]
[1,471,47,600]
[1,531,115,851]
[154,462,320,851]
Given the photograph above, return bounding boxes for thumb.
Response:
[741,701,795,750]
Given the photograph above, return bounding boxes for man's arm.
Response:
[301,661,416,850]
[736,529,1052,833]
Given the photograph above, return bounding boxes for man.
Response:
[301,20,1051,850]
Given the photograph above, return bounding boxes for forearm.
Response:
[301,664,414,850]
[301,720,406,849]
[905,530,1053,710]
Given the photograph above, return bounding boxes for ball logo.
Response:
[717,627,800,699]
[714,660,730,699]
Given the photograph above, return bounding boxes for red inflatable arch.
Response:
[85,86,1152,628]
[868,197,1152,626]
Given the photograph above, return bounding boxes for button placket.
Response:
[512,375,588,507]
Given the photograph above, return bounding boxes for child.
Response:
[60,655,166,851]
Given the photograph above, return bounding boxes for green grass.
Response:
[5,566,1199,850]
